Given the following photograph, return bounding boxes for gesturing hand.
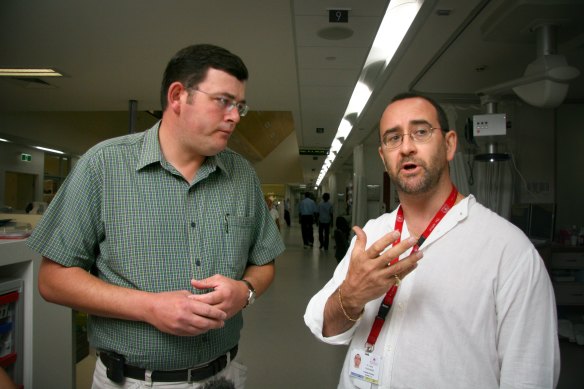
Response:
[343,226,423,308]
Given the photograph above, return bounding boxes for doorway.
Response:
[4,171,36,211]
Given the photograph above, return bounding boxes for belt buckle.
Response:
[186,361,211,383]
[186,353,228,383]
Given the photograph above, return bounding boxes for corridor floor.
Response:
[238,222,346,388]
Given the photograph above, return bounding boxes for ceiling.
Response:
[1,0,583,197]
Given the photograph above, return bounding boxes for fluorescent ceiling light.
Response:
[0,138,9,142]
[34,146,65,154]
[315,0,422,187]
[346,82,372,118]
[0,68,63,77]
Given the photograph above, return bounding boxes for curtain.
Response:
[473,160,513,219]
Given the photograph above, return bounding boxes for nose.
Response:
[399,133,417,154]
[225,107,241,123]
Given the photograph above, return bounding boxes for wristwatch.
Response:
[241,279,256,308]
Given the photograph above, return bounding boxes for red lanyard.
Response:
[365,185,458,351]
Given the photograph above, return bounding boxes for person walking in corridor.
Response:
[317,193,333,251]
[299,192,317,248]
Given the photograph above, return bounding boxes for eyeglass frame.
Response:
[380,122,447,150]
[190,87,249,117]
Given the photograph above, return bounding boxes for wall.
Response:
[556,103,584,233]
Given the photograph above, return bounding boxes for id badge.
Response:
[349,348,382,386]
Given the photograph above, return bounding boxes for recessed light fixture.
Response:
[317,26,354,40]
[34,146,65,154]
[0,68,63,77]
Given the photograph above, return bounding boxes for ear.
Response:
[167,82,186,114]
[444,130,458,162]
[378,146,386,166]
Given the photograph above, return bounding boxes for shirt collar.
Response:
[135,121,231,179]
[136,121,164,171]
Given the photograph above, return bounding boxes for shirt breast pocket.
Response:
[222,215,254,277]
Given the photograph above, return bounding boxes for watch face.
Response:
[242,279,256,307]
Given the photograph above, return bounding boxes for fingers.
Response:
[386,250,423,281]
[356,226,416,261]
[364,230,402,258]
[379,236,419,265]
[189,298,227,321]
[352,226,367,254]
[191,275,223,291]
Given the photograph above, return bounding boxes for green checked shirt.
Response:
[27,122,285,370]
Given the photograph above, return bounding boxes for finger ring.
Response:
[393,274,401,286]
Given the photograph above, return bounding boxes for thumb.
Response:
[191,277,216,291]
[352,226,367,253]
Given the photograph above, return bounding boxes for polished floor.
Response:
[76,222,583,388]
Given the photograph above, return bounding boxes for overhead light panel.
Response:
[34,146,64,154]
[0,68,63,77]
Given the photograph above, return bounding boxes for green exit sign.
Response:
[20,153,32,162]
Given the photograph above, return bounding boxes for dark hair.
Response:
[323,193,330,201]
[390,92,450,131]
[335,216,350,234]
[160,44,248,111]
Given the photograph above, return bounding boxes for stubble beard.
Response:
[389,154,445,195]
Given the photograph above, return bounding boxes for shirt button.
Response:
[190,222,196,228]
[195,260,201,266]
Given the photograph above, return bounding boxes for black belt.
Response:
[99,345,238,383]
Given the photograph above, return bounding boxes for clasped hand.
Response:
[145,275,247,336]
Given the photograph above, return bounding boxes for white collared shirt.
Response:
[304,196,560,388]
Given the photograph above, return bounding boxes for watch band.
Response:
[241,279,255,293]
[241,279,256,307]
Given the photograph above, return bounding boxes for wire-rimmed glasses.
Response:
[193,88,249,117]
[381,123,443,149]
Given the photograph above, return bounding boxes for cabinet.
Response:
[547,245,584,306]
[0,279,23,385]
[0,239,74,389]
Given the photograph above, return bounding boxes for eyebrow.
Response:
[218,92,246,104]
[382,119,432,134]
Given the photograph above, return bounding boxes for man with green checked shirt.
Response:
[27,44,285,388]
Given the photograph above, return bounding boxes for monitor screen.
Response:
[510,203,530,236]
[529,203,555,241]
[509,203,555,242]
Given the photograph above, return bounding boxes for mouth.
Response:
[401,161,419,172]
[217,125,235,137]
[398,158,425,176]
